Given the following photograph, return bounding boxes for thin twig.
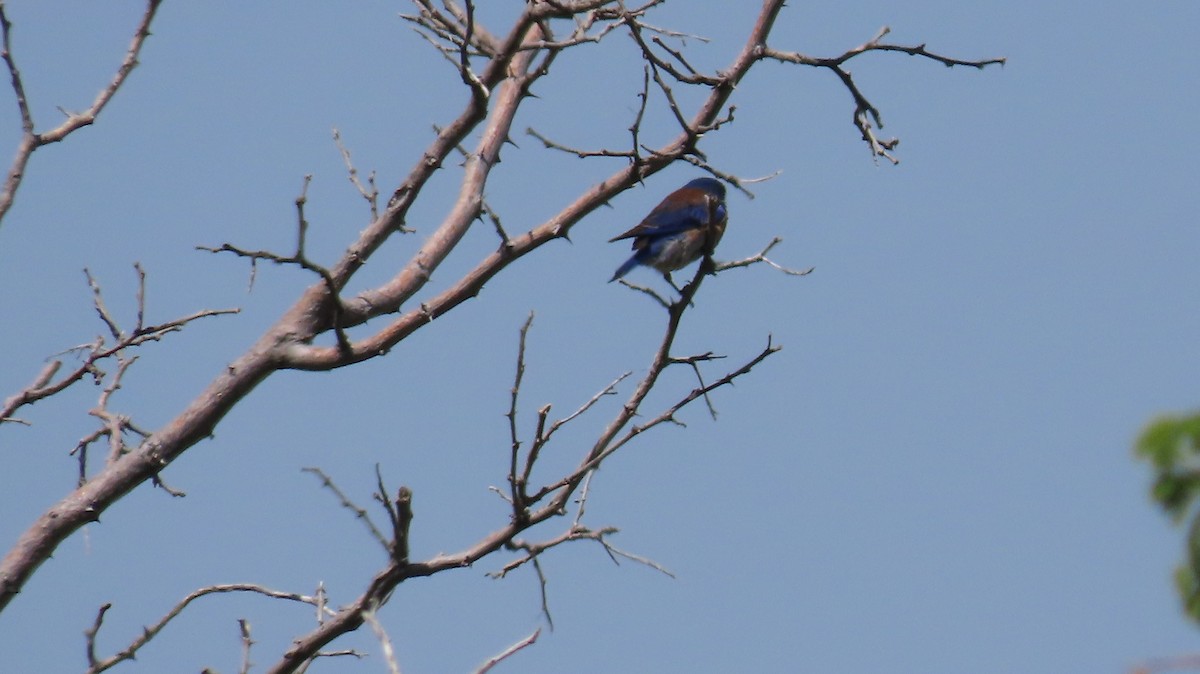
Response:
[332,128,380,221]
[84,584,333,674]
[716,237,814,276]
[507,312,535,515]
[238,619,254,674]
[761,26,1004,162]
[532,556,553,629]
[2,268,236,433]
[362,604,402,674]
[596,538,675,578]
[302,467,389,553]
[473,628,540,674]
[669,352,725,420]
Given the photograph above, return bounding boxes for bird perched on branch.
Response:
[609,177,728,287]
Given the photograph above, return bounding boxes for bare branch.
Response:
[402,0,501,57]
[491,521,671,618]
[0,0,163,227]
[273,257,748,667]
[302,467,390,553]
[507,312,536,516]
[846,26,1007,69]
[238,619,254,674]
[85,584,332,674]
[625,12,720,86]
[149,471,187,498]
[433,122,507,241]
[527,559,554,631]
[525,61,652,165]
[534,372,628,452]
[0,359,59,425]
[473,628,541,674]
[600,538,676,578]
[333,128,380,221]
[571,468,596,528]
[534,324,782,506]
[670,351,725,420]
[615,276,674,309]
[1,269,237,427]
[526,126,637,160]
[0,6,32,135]
[393,486,414,564]
[85,268,124,341]
[715,237,814,276]
[362,604,402,674]
[133,262,147,332]
[83,603,111,671]
[199,176,356,353]
[275,263,769,674]
[620,337,779,448]
[197,177,331,287]
[761,26,1004,162]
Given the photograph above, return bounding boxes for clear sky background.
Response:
[2,1,1198,672]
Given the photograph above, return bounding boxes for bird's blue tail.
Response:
[609,254,641,282]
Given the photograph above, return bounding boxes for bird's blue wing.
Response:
[638,201,712,236]
[609,187,717,241]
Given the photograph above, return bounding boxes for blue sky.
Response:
[2,1,1199,672]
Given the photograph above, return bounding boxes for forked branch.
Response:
[1,266,237,427]
[0,0,163,227]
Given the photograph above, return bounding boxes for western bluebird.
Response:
[609,177,728,285]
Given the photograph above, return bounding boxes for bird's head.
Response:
[683,177,726,202]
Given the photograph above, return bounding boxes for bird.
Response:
[608,177,728,287]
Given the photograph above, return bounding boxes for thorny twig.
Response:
[762,26,1005,162]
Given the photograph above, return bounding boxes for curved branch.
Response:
[0,0,163,227]
[85,583,330,674]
